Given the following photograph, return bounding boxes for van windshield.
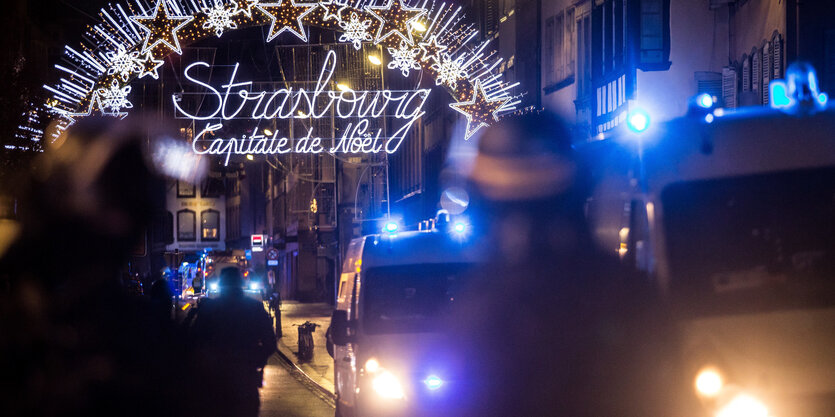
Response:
[662,167,835,317]
[363,263,473,334]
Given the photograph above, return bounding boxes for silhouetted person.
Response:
[451,113,691,417]
[0,118,184,417]
[189,267,277,417]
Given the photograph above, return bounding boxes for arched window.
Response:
[201,209,220,241]
[177,209,196,241]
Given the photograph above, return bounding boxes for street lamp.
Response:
[411,20,427,32]
[337,83,352,92]
[368,55,382,66]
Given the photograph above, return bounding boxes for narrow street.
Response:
[260,354,335,417]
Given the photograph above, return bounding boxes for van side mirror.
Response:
[330,310,352,346]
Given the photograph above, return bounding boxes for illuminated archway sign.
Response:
[42,0,522,159]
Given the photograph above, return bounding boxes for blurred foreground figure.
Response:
[0,118,182,417]
[454,113,688,417]
[189,267,277,417]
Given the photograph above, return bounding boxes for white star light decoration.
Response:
[387,41,421,77]
[105,45,142,81]
[203,2,239,37]
[450,80,511,140]
[136,52,165,79]
[236,0,260,18]
[418,35,447,62]
[96,80,133,116]
[257,0,317,42]
[130,0,194,55]
[338,12,372,50]
[365,0,425,45]
[319,0,347,23]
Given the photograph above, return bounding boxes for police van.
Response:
[329,215,482,417]
[587,65,835,416]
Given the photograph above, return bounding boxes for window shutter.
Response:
[722,66,738,108]
[762,43,771,104]
[695,71,723,99]
[752,49,761,100]
[772,33,783,80]
[545,17,555,85]
[485,0,500,37]
[566,7,576,77]
[741,54,750,92]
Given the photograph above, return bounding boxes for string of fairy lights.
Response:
[43,0,522,142]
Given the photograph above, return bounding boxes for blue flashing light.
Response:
[697,93,714,109]
[770,80,794,109]
[626,108,650,133]
[453,222,466,234]
[818,92,828,106]
[249,282,259,290]
[384,221,398,233]
[210,282,219,292]
[704,113,715,123]
[424,375,443,390]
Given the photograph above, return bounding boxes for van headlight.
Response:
[695,367,724,397]
[716,393,769,417]
[210,282,218,292]
[372,371,405,399]
[364,358,405,400]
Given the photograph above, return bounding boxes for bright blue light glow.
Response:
[210,282,218,291]
[627,109,650,133]
[249,282,259,290]
[697,93,714,108]
[704,113,714,123]
[424,375,443,390]
[770,80,794,108]
[453,222,466,234]
[818,92,828,106]
[384,221,398,233]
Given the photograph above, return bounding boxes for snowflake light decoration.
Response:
[202,2,239,37]
[387,40,420,77]
[431,53,467,89]
[105,45,142,82]
[338,12,372,50]
[96,80,133,115]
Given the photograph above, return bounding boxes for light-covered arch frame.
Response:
[43,0,522,143]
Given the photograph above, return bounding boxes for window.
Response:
[177,209,196,241]
[201,209,220,241]
[177,181,196,198]
[577,8,592,99]
[544,6,577,93]
[638,0,671,70]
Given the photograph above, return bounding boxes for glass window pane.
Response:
[201,210,219,241]
[177,210,196,241]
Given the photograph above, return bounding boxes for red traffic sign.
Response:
[266,247,279,261]
[251,234,264,247]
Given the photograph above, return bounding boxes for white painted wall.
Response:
[635,0,716,123]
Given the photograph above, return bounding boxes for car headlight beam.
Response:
[695,367,724,397]
[716,393,769,417]
[372,371,405,400]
